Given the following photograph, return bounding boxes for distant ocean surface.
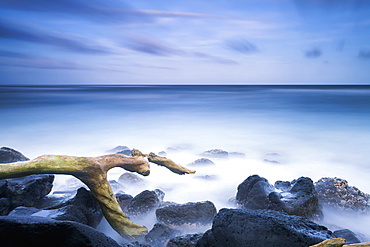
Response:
[1,85,370,236]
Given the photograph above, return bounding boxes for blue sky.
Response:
[0,0,369,85]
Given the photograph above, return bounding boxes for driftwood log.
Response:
[310,238,370,247]
[0,149,195,239]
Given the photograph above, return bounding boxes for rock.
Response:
[236,175,322,220]
[200,149,228,159]
[122,241,151,247]
[0,147,29,163]
[196,208,334,247]
[44,187,103,228]
[109,180,125,194]
[333,229,361,244]
[0,174,54,215]
[0,215,121,247]
[116,193,133,210]
[167,233,203,247]
[107,145,131,154]
[8,206,40,216]
[126,189,165,217]
[145,223,181,247]
[315,177,370,214]
[263,159,280,164]
[158,151,167,156]
[118,172,145,186]
[156,201,216,227]
[187,158,215,167]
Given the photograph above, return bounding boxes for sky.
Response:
[0,0,370,85]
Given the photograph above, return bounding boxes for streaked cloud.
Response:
[226,39,259,54]
[0,20,111,54]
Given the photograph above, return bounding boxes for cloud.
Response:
[125,36,182,56]
[225,39,259,54]
[124,35,238,64]
[0,21,111,54]
[0,54,90,70]
[358,50,370,59]
[305,48,322,58]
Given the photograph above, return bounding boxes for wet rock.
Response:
[236,175,322,220]
[315,177,370,214]
[0,174,54,215]
[145,223,181,247]
[158,151,167,156]
[0,216,121,247]
[200,149,228,159]
[196,208,334,247]
[126,189,165,217]
[333,229,361,244]
[46,187,103,228]
[118,172,145,187]
[107,145,132,156]
[116,193,133,210]
[109,180,124,194]
[156,201,217,227]
[187,158,215,167]
[167,233,203,247]
[122,241,151,247]
[8,206,40,216]
[0,147,29,163]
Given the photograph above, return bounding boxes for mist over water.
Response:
[1,85,370,241]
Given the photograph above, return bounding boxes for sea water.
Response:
[1,85,370,239]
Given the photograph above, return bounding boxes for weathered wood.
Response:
[0,151,195,239]
[310,238,370,247]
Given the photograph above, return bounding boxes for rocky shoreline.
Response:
[0,146,369,247]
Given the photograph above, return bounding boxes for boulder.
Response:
[187,158,215,167]
[126,189,165,217]
[122,241,151,247]
[236,175,322,220]
[315,177,370,214]
[0,174,54,215]
[0,147,29,163]
[333,229,361,244]
[156,201,217,227]
[10,187,103,228]
[44,187,103,228]
[118,172,145,187]
[199,149,228,159]
[116,193,133,210]
[107,145,132,156]
[0,216,121,247]
[167,233,203,247]
[145,223,181,247]
[196,208,334,247]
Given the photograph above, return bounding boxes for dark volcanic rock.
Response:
[167,233,203,247]
[145,223,181,247]
[196,208,334,247]
[10,187,103,228]
[156,201,216,227]
[0,216,121,247]
[187,158,215,167]
[116,193,133,210]
[333,229,361,244]
[0,147,29,163]
[118,172,145,187]
[122,241,152,247]
[315,177,370,214]
[200,149,228,159]
[0,174,54,215]
[107,145,132,156]
[46,187,103,228]
[236,175,322,220]
[126,189,165,217]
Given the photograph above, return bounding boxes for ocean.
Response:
[1,85,370,239]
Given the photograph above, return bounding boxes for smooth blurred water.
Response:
[1,85,370,239]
